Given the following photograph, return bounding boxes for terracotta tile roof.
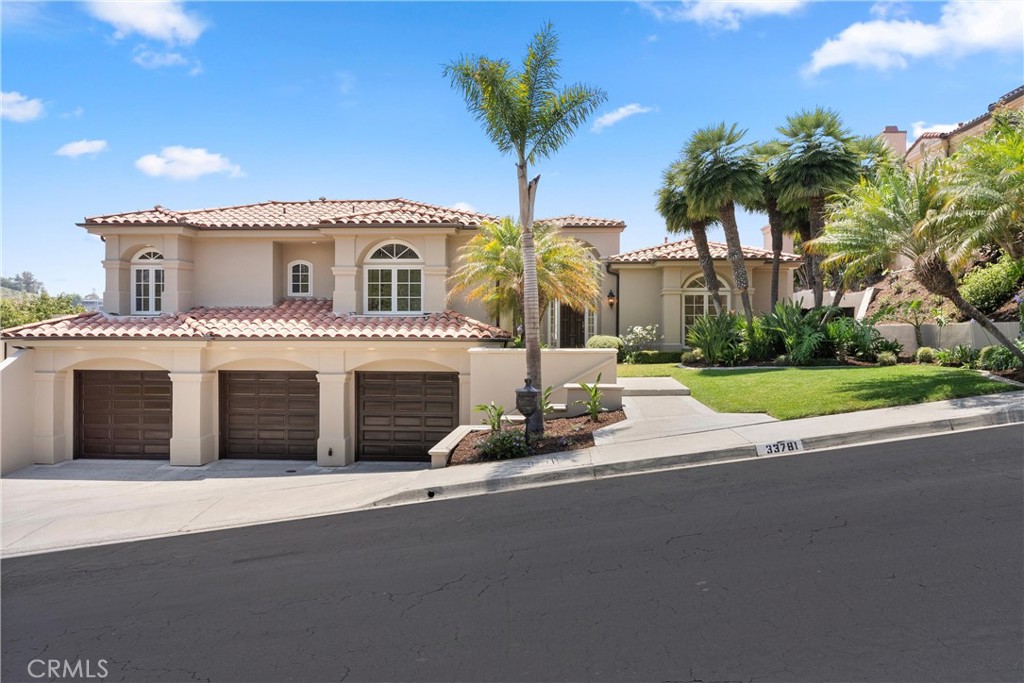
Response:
[3,299,511,342]
[538,215,626,229]
[608,238,801,264]
[82,198,499,229]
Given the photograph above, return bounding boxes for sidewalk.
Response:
[3,385,1022,557]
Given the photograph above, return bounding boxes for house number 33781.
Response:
[755,439,805,456]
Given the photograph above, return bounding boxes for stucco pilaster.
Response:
[317,372,350,466]
[168,372,216,466]
[33,370,69,464]
[102,259,128,315]
[458,373,471,424]
[331,267,358,314]
[661,290,682,348]
[423,266,449,312]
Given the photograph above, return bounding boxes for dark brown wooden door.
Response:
[75,370,172,459]
[560,306,586,348]
[356,372,459,461]
[219,371,319,459]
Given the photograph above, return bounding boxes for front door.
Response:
[559,306,586,349]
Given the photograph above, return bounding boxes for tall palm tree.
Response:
[774,108,860,308]
[749,140,805,308]
[444,23,606,435]
[656,165,723,315]
[448,218,603,328]
[810,161,1024,364]
[682,123,763,332]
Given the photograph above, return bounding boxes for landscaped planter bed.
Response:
[449,410,626,466]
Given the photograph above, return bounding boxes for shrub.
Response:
[631,350,683,364]
[774,354,791,366]
[686,312,745,366]
[873,336,904,357]
[474,401,508,431]
[826,317,877,362]
[680,351,700,365]
[744,316,780,362]
[959,255,1024,315]
[586,334,625,362]
[762,301,825,365]
[877,351,898,366]
[935,344,979,368]
[477,430,528,460]
[0,293,84,329]
[573,373,603,422]
[914,346,937,363]
[541,386,555,418]
[621,325,661,362]
[978,343,1024,371]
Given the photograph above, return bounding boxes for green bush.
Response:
[0,293,84,329]
[586,335,625,362]
[977,344,1024,371]
[762,301,825,365]
[959,255,1024,314]
[744,316,780,362]
[914,346,937,363]
[680,351,700,365]
[873,336,904,357]
[477,430,528,460]
[686,312,745,366]
[826,317,878,362]
[631,350,683,364]
[877,351,898,366]
[935,344,980,368]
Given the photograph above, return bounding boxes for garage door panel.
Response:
[75,371,172,459]
[357,371,459,462]
[220,371,319,460]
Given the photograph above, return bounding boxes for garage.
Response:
[75,370,172,459]
[356,372,459,461]
[219,371,319,459]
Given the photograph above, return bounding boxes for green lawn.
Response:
[617,363,1016,420]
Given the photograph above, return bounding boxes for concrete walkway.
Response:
[3,383,1022,557]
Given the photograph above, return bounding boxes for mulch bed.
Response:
[992,368,1024,384]
[448,410,627,466]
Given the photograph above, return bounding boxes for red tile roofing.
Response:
[2,299,511,342]
[608,238,801,264]
[539,215,626,229]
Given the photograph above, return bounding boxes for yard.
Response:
[618,364,1018,420]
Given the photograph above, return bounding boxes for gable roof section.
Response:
[2,299,511,342]
[608,238,801,264]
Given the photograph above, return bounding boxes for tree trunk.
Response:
[808,195,826,308]
[797,220,816,308]
[718,201,754,333]
[914,254,1024,365]
[689,221,723,316]
[517,161,544,435]
[765,197,783,308]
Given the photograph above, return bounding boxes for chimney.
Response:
[879,124,907,156]
[761,223,795,254]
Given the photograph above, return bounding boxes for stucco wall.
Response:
[616,269,662,336]
[876,322,1021,355]
[194,239,277,307]
[0,348,37,475]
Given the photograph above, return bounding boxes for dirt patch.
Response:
[448,410,627,466]
[866,268,1021,323]
[992,368,1024,385]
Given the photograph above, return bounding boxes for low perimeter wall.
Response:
[0,348,37,475]
[468,348,618,421]
[875,321,1021,355]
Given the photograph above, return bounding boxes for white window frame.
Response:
[131,249,165,315]
[363,242,424,315]
[287,260,313,297]
[545,300,599,348]
[681,274,732,343]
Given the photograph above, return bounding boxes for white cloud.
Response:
[646,34,659,42]
[1,91,44,122]
[591,104,655,133]
[911,121,957,140]
[55,139,109,158]
[61,106,85,119]
[642,0,806,30]
[135,146,243,180]
[85,1,205,45]
[132,45,202,73]
[451,202,476,212]
[869,1,910,20]
[805,0,1024,76]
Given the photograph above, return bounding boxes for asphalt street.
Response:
[3,425,1022,683]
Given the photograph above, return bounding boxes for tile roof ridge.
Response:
[394,197,497,218]
[1,310,100,335]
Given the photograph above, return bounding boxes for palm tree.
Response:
[682,123,763,332]
[749,140,805,308]
[656,165,723,315]
[810,161,1024,364]
[774,108,860,308]
[447,218,603,329]
[444,23,606,435]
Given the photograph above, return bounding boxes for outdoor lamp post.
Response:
[515,378,540,449]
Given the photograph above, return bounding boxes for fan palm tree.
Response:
[749,140,805,308]
[656,164,723,315]
[682,123,762,331]
[810,161,1024,364]
[444,23,606,434]
[448,218,603,329]
[774,108,860,308]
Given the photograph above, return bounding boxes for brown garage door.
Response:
[219,371,319,459]
[356,372,459,461]
[75,370,172,459]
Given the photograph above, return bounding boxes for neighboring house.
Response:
[79,293,102,312]
[606,237,802,350]
[1,199,624,471]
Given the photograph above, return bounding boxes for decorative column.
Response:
[317,372,350,466]
[459,373,472,425]
[331,235,358,314]
[168,372,216,466]
[33,370,68,464]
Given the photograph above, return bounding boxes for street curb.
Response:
[371,407,1024,508]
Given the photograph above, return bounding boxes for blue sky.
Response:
[3,0,1022,295]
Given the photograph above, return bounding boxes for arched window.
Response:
[287,260,312,296]
[682,273,732,341]
[131,249,164,314]
[365,242,423,313]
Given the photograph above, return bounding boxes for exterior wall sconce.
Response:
[607,289,617,309]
